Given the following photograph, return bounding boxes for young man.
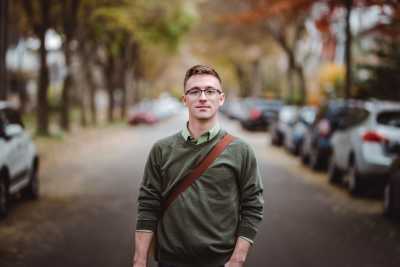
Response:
[133,65,264,267]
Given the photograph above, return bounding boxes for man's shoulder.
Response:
[224,132,252,150]
[153,131,182,150]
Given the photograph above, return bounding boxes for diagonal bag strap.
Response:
[163,133,236,212]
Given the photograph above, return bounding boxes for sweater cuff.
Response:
[239,236,254,245]
[237,225,257,242]
[136,220,158,232]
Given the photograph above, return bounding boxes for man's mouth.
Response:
[196,106,210,109]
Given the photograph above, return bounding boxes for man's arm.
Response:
[225,238,252,267]
[133,231,154,267]
[235,143,264,257]
[134,143,163,266]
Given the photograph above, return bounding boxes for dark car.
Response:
[240,98,283,131]
[300,100,351,170]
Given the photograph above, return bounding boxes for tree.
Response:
[20,0,58,135]
[58,0,81,131]
[355,2,400,100]
[221,0,396,102]
[90,0,192,122]
[220,0,314,104]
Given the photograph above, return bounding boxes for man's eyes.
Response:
[189,89,216,93]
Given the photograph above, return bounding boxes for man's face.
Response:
[182,74,225,121]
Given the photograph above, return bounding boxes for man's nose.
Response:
[199,91,207,101]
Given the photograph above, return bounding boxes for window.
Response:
[2,108,24,128]
[344,107,369,128]
[377,111,400,128]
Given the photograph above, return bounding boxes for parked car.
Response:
[270,105,299,146]
[300,100,350,170]
[328,101,400,195]
[383,155,400,219]
[284,106,317,155]
[128,101,158,125]
[240,98,283,131]
[0,102,40,218]
[128,97,182,126]
[220,99,248,122]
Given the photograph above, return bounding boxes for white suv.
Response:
[328,101,400,195]
[0,101,40,218]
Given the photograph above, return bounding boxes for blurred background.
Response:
[0,0,400,267]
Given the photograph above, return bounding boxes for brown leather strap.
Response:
[163,133,236,211]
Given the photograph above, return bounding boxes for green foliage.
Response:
[90,0,193,53]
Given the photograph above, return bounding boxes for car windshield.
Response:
[377,111,400,128]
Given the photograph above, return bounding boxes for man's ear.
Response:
[219,93,225,107]
[181,95,187,106]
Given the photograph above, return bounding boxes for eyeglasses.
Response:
[185,88,223,99]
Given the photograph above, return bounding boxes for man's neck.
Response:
[187,116,218,140]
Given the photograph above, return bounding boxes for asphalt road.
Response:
[1,110,400,267]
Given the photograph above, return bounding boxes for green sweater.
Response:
[136,129,264,266]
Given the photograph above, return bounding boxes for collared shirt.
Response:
[181,122,221,145]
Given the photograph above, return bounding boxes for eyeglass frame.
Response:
[184,87,223,98]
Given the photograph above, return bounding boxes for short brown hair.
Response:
[183,65,222,89]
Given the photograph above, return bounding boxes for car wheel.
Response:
[383,174,400,219]
[309,149,322,170]
[328,157,342,184]
[0,178,9,218]
[293,142,301,156]
[346,162,362,196]
[383,182,392,217]
[23,167,40,200]
[300,146,309,165]
[271,132,279,146]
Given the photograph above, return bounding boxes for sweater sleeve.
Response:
[136,143,163,232]
[237,143,264,243]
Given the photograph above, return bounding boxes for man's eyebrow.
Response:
[187,86,200,91]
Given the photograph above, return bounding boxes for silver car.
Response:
[328,101,400,195]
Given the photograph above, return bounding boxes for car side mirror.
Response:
[5,124,23,139]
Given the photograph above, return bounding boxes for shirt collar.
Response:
[181,122,220,145]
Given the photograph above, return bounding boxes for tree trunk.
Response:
[105,54,115,123]
[295,65,307,105]
[79,85,87,127]
[107,86,115,123]
[36,1,50,136]
[79,42,97,125]
[120,85,127,120]
[89,78,97,125]
[251,59,262,97]
[60,43,72,131]
[234,63,250,97]
[59,0,79,131]
[18,80,28,114]
[344,0,353,99]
